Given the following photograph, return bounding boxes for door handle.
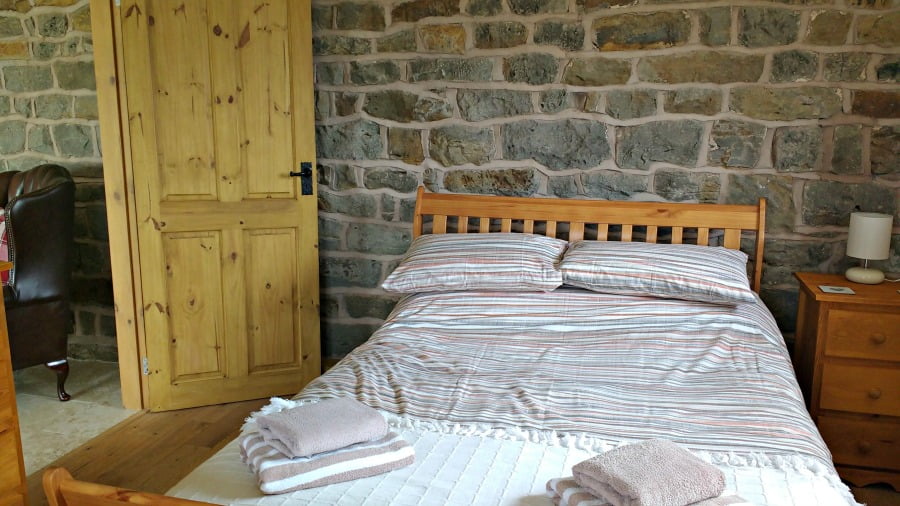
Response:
[290,162,313,195]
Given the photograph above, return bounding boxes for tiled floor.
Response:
[13,359,138,475]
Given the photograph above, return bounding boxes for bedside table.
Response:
[793,272,900,489]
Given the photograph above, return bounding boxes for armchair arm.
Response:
[5,175,75,305]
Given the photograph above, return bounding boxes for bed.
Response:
[159,189,858,505]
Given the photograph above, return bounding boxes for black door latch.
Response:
[290,162,313,195]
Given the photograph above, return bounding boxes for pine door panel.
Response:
[120,0,319,411]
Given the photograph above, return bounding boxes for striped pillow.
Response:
[382,233,567,294]
[559,241,756,305]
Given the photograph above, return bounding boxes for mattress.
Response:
[170,289,858,505]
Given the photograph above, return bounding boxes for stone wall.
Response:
[0,0,115,361]
[313,0,899,358]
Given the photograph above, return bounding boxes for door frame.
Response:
[91,0,148,410]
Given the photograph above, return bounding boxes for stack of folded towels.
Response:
[239,397,414,494]
[547,439,748,506]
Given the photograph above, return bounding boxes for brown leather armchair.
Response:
[0,164,75,401]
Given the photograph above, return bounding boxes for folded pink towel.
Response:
[548,476,747,506]
[256,397,388,458]
[240,431,414,494]
[572,440,726,506]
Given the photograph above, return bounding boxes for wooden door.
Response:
[118,0,320,411]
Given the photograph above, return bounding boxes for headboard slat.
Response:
[524,220,534,234]
[570,222,585,241]
[458,216,469,233]
[697,228,710,246]
[672,227,683,244]
[724,229,740,249]
[434,215,448,234]
[621,225,633,242]
[646,226,658,244]
[501,218,512,233]
[546,221,557,238]
[597,224,608,241]
[479,217,489,233]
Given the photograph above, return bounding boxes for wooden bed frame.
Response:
[413,187,767,292]
[41,190,768,505]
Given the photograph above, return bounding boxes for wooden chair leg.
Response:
[46,360,71,401]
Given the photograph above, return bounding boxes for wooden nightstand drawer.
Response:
[826,309,900,362]
[818,415,900,472]
[821,363,900,416]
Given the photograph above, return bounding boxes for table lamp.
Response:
[845,212,893,284]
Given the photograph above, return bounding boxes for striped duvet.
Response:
[298,288,831,466]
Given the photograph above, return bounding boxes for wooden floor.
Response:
[25,398,267,506]
[23,396,900,506]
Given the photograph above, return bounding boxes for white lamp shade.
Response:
[846,212,893,260]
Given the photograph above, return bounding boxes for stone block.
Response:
[75,241,111,276]
[534,20,585,51]
[638,51,764,84]
[763,240,833,286]
[77,310,96,335]
[35,13,67,36]
[852,90,899,118]
[334,92,359,117]
[806,10,850,45]
[317,62,344,85]
[771,50,818,82]
[74,182,106,202]
[730,87,842,120]
[856,12,900,46]
[760,288,798,332]
[824,52,868,81]
[314,91,331,121]
[54,61,96,90]
[388,128,424,164]
[70,277,113,306]
[540,89,574,113]
[32,41,59,60]
[699,7,730,46]
[474,22,527,49]
[877,55,899,82]
[653,170,720,203]
[0,97,8,115]
[582,92,603,113]
[726,174,795,231]
[429,125,494,166]
[345,295,398,320]
[86,205,109,240]
[377,29,416,52]
[503,53,558,85]
[508,0,567,15]
[0,0,30,13]
[3,65,53,92]
[420,24,466,54]
[70,4,90,31]
[27,124,54,154]
[318,163,357,191]
[313,35,370,56]
[467,0,501,15]
[593,11,690,51]
[707,120,765,168]
[335,2,385,31]
[347,223,411,255]
[316,120,382,160]
[0,41,27,59]
[457,89,531,121]
[831,125,862,175]
[349,61,399,85]
[391,0,458,22]
[663,88,721,115]
[562,57,630,86]
[321,322,380,357]
[443,168,538,196]
[409,58,493,82]
[53,123,94,157]
[318,190,378,218]
[34,0,79,5]
[617,120,703,169]
[0,15,23,36]
[320,294,340,318]
[773,126,823,172]
[364,90,452,123]
[578,0,637,12]
[319,216,344,242]
[606,89,656,120]
[312,5,333,29]
[871,126,899,177]
[739,7,799,47]
[549,176,578,198]
[504,119,610,170]
[13,97,30,116]
[74,95,98,119]
[582,170,648,200]
[364,167,418,193]
[35,94,71,119]
[802,181,896,226]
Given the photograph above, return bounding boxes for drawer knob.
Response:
[867,388,882,400]
[857,441,872,455]
[870,334,887,345]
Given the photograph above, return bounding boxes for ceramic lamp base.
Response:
[845,266,885,284]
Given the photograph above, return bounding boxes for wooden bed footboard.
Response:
[412,187,767,292]
[43,468,212,506]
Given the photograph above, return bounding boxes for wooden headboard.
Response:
[412,187,767,293]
